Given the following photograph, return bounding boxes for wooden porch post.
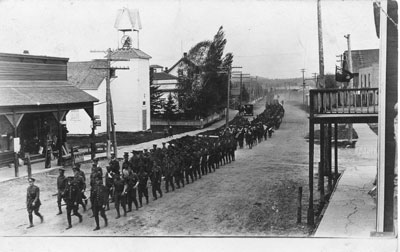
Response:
[319,123,325,204]
[334,123,338,184]
[13,111,19,177]
[327,123,333,193]
[308,120,315,226]
[57,108,62,166]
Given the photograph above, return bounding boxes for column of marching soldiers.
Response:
[53,103,285,231]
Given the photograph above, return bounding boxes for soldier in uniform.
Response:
[104,166,114,210]
[122,167,139,212]
[73,167,87,212]
[109,153,120,175]
[143,149,152,174]
[26,177,43,228]
[150,161,163,200]
[138,168,149,207]
[173,152,184,189]
[192,150,202,180]
[121,152,131,172]
[75,164,88,207]
[64,176,83,229]
[130,151,140,174]
[56,167,67,215]
[164,155,175,193]
[184,152,194,184]
[113,173,127,218]
[91,177,108,231]
[200,147,208,175]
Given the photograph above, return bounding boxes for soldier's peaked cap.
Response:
[28,177,35,182]
[124,152,129,156]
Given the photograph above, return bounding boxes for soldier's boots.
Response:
[66,225,72,230]
[104,217,108,227]
[27,215,34,228]
[39,214,44,223]
[57,206,62,215]
[93,226,100,231]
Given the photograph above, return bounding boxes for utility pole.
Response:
[91,49,129,159]
[308,0,325,227]
[105,49,112,159]
[226,66,231,128]
[218,66,241,128]
[301,68,306,106]
[240,73,243,106]
[344,34,353,143]
[317,0,325,87]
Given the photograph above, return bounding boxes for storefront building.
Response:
[0,52,98,171]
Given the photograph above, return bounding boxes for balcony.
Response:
[309,88,379,124]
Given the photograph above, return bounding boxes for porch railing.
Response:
[309,88,379,116]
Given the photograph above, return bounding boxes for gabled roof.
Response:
[68,60,108,90]
[167,56,199,74]
[0,80,98,107]
[344,49,379,72]
[150,64,163,69]
[153,72,178,81]
[110,48,151,60]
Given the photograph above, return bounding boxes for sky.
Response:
[0,0,380,79]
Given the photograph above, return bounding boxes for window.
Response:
[364,75,367,88]
[368,74,371,87]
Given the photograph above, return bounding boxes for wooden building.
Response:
[0,52,98,171]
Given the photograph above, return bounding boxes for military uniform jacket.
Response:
[91,184,109,207]
[113,178,125,195]
[109,159,120,174]
[138,172,149,188]
[150,168,162,184]
[105,172,114,189]
[125,172,139,189]
[57,175,67,192]
[64,182,80,206]
[74,174,86,191]
[26,185,41,208]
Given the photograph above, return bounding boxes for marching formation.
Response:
[26,103,285,231]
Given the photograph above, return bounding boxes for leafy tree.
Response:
[149,68,163,116]
[176,26,233,118]
[325,74,338,89]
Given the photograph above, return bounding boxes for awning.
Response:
[0,81,98,115]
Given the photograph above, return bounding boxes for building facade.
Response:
[66,48,151,134]
[0,52,97,167]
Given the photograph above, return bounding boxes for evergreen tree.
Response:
[150,68,163,116]
[163,93,178,123]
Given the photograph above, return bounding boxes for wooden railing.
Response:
[309,88,379,116]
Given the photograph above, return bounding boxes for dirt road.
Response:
[0,97,313,236]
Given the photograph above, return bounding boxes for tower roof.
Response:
[110,48,151,60]
[114,8,142,31]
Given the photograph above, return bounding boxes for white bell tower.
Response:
[114,8,142,49]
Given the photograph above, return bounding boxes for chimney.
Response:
[164,67,168,72]
[183,52,187,58]
[23,50,29,54]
